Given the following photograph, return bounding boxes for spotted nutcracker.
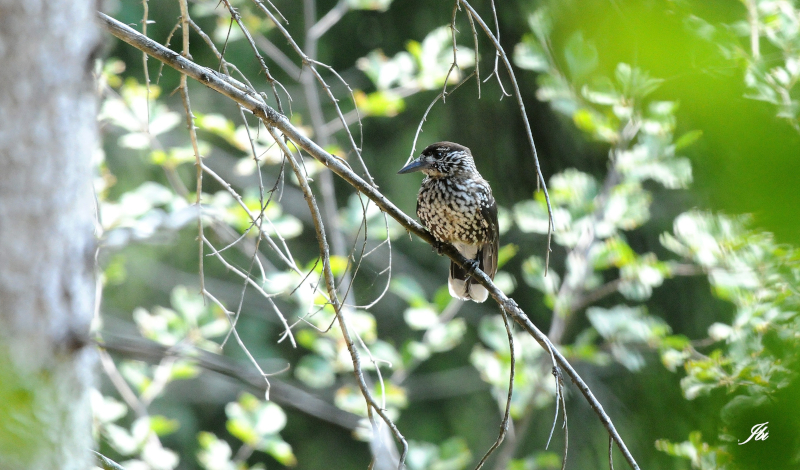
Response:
[398,142,499,302]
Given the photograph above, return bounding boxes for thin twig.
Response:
[307,0,349,40]
[141,0,151,133]
[99,333,361,429]
[482,0,511,98]
[457,0,555,273]
[202,235,297,350]
[220,0,287,114]
[269,127,408,469]
[609,435,615,470]
[177,0,206,301]
[253,34,303,79]
[474,306,515,470]
[251,0,372,185]
[465,8,481,99]
[408,71,476,163]
[201,162,300,272]
[558,367,568,470]
[441,1,462,104]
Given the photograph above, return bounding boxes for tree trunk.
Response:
[0,1,99,468]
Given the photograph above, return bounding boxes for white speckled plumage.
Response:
[399,142,499,302]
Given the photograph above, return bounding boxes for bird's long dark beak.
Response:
[397,157,430,174]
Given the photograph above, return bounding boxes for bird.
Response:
[398,141,498,302]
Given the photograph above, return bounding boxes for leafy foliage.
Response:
[92,1,800,469]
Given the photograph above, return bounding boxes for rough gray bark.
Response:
[0,1,99,468]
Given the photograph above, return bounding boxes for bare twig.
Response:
[609,435,615,470]
[253,34,303,79]
[141,0,151,133]
[474,306,515,470]
[98,14,641,470]
[98,333,361,430]
[307,0,349,41]
[202,234,297,350]
[441,2,462,104]
[201,163,299,272]
[558,368,568,470]
[456,0,555,273]
[465,8,481,99]
[269,127,408,468]
[177,0,205,300]
[408,71,476,163]
[252,0,372,183]
[220,0,287,113]
[482,0,511,98]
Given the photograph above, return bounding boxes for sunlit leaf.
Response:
[196,432,236,470]
[354,90,405,117]
[425,319,467,353]
[295,355,336,389]
[347,0,393,11]
[513,36,550,73]
[149,415,180,437]
[564,31,598,79]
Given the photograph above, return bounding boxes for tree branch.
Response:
[98,334,361,430]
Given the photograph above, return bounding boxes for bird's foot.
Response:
[464,259,479,276]
[433,240,446,255]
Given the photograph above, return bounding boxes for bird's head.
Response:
[397,142,478,178]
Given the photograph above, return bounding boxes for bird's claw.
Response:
[464,259,479,276]
[433,240,446,255]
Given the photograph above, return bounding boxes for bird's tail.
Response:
[449,260,489,303]
[447,261,489,302]
[448,241,497,303]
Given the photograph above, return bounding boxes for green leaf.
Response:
[425,319,467,353]
[478,315,512,353]
[549,169,599,209]
[564,31,598,80]
[493,271,516,295]
[521,256,560,295]
[513,36,550,73]
[527,9,552,45]
[513,199,555,234]
[587,305,671,371]
[572,108,619,142]
[581,76,620,105]
[404,307,440,330]
[615,63,663,99]
[149,415,180,436]
[195,113,237,142]
[590,236,637,270]
[295,354,336,389]
[354,90,405,117]
[226,393,288,444]
[196,432,236,470]
[169,360,200,380]
[347,0,393,11]
[497,244,518,269]
[390,276,430,307]
[171,285,206,323]
[261,438,297,466]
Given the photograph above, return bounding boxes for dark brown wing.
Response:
[478,193,499,280]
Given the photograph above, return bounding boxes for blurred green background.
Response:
[95,0,800,469]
